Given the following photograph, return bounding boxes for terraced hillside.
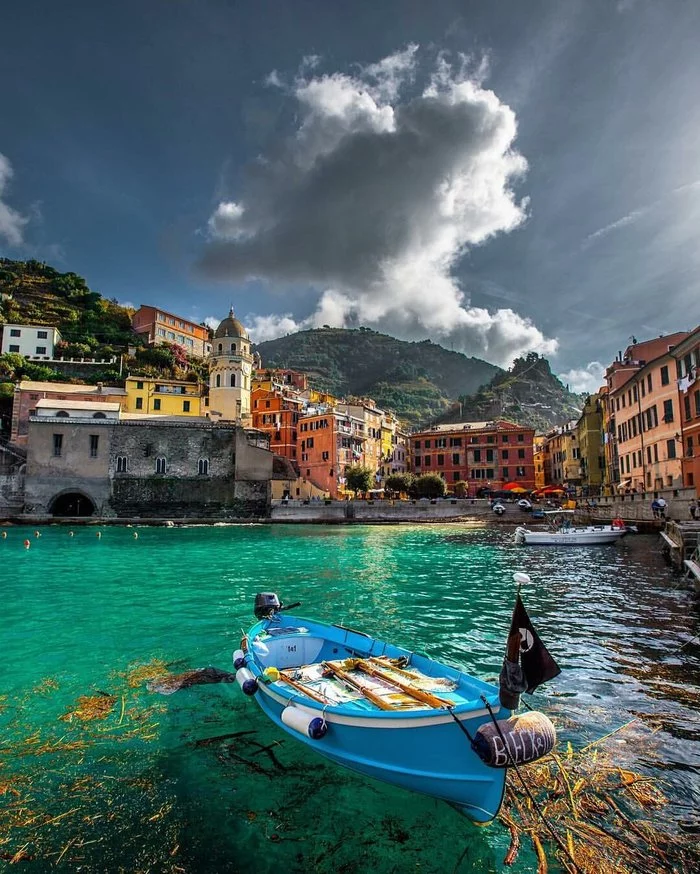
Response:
[255,327,501,427]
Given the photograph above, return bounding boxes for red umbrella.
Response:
[501,482,522,491]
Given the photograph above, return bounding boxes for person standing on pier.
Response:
[690,499,698,520]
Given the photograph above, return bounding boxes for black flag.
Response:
[508,595,561,693]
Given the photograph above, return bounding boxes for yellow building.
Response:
[533,436,546,490]
[124,376,205,416]
[575,394,604,493]
[545,422,581,486]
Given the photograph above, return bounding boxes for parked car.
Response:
[492,501,506,516]
[518,498,533,512]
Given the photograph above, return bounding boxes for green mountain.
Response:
[434,352,584,432]
[255,327,501,426]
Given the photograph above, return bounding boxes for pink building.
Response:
[11,381,127,446]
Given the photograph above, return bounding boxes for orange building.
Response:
[251,387,303,461]
[608,339,691,493]
[253,368,308,393]
[603,333,689,491]
[410,420,536,494]
[670,326,700,494]
[131,306,211,357]
[299,409,365,498]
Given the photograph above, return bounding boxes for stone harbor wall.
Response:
[110,477,268,518]
[585,488,696,523]
[0,472,25,517]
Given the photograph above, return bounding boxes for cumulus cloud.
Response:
[0,152,29,246]
[198,48,557,366]
[558,361,605,395]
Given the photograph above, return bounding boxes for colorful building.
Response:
[251,387,303,461]
[410,421,536,493]
[603,333,689,492]
[1,323,62,359]
[298,409,365,498]
[608,342,689,493]
[379,413,409,481]
[131,306,211,357]
[544,423,580,487]
[208,308,254,426]
[575,394,604,493]
[533,436,546,490]
[252,368,308,394]
[10,380,127,446]
[337,399,384,486]
[670,326,700,494]
[124,376,204,417]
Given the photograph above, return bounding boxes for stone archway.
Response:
[49,490,96,517]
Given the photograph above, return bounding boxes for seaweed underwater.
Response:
[1,662,698,873]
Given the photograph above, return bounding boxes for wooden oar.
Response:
[278,670,332,704]
[321,661,396,711]
[354,660,451,709]
[369,656,424,679]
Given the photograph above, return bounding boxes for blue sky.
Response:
[1,0,699,391]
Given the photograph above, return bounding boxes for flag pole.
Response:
[498,572,531,711]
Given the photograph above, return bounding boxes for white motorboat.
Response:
[514,511,628,546]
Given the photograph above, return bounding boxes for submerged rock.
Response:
[147,666,236,695]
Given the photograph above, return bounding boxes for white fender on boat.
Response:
[473,710,556,768]
[233,649,246,669]
[281,705,328,740]
[235,667,258,695]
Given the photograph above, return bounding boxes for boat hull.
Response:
[241,616,508,823]
[254,681,506,823]
[515,525,626,545]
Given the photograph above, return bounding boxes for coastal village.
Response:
[1,295,699,522]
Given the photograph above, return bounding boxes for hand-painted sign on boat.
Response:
[473,710,557,768]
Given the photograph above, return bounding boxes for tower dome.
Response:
[214,307,249,341]
[208,306,254,425]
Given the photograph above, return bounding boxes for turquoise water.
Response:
[1,523,698,872]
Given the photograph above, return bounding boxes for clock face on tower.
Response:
[242,362,252,376]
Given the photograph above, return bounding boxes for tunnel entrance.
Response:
[49,491,96,517]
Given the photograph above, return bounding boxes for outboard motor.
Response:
[254,592,282,620]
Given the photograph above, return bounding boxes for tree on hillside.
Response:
[412,473,446,499]
[345,465,373,498]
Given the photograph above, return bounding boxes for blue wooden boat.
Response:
[233,577,560,824]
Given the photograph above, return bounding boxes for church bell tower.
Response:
[208,308,253,425]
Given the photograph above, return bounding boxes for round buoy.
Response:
[1,531,7,539]
[242,677,258,696]
[34,530,41,538]
[69,531,74,537]
[133,531,139,539]
[96,531,102,539]
[24,539,30,549]
[308,717,328,739]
